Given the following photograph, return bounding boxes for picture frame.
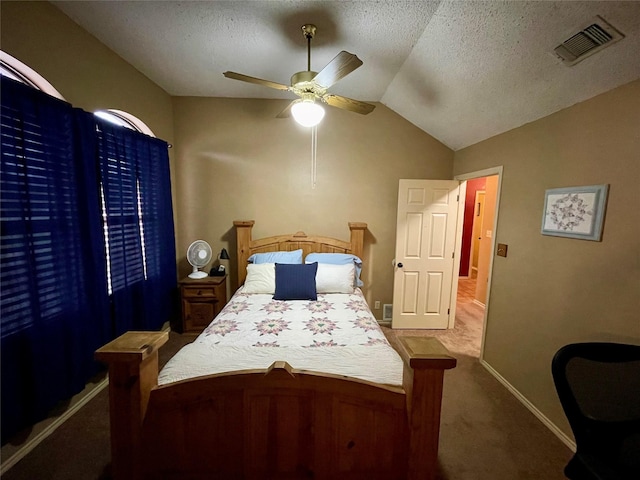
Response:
[541,184,609,241]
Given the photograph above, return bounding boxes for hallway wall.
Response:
[453,79,640,442]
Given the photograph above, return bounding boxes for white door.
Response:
[392,179,462,329]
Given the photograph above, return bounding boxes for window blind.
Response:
[97,123,146,294]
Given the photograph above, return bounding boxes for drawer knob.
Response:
[197,290,202,295]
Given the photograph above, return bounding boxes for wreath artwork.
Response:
[546,193,594,232]
[541,185,609,241]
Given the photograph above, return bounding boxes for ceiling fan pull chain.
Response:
[311,125,318,189]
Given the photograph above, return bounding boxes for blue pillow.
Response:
[273,262,317,301]
[305,253,363,287]
[248,249,303,264]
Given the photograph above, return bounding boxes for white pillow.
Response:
[315,263,355,294]
[242,263,275,294]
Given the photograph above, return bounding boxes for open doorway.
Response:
[454,170,501,358]
[388,169,501,360]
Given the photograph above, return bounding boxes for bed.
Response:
[96,220,457,480]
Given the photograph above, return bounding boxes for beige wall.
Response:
[453,79,640,440]
[172,96,453,310]
[1,0,178,226]
[1,0,177,263]
[1,2,174,142]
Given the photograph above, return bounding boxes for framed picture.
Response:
[541,184,609,241]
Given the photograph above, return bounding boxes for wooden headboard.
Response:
[233,220,367,286]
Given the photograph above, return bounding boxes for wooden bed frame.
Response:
[96,221,457,480]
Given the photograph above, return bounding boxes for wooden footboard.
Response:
[96,332,456,480]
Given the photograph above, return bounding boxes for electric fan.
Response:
[186,240,213,279]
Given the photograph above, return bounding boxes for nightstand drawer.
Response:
[179,275,227,333]
[182,286,216,298]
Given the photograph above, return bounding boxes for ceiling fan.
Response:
[223,24,375,127]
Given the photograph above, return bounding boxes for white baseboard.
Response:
[480,358,576,452]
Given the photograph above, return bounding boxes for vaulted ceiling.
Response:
[52,1,640,150]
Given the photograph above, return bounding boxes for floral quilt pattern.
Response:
[159,289,405,387]
[201,289,389,348]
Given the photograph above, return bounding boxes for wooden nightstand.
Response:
[179,276,227,333]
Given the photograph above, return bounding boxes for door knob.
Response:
[397,263,403,268]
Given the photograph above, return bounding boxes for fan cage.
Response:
[187,240,212,279]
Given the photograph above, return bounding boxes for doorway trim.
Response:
[454,166,503,361]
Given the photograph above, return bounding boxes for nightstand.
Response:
[179,275,227,333]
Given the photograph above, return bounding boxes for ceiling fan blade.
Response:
[312,51,363,88]
[223,71,290,91]
[276,101,296,118]
[323,94,375,115]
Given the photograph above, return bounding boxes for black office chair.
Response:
[552,342,640,480]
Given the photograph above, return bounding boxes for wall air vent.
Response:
[554,16,624,66]
[383,304,393,322]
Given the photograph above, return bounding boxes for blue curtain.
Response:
[95,121,177,334]
[0,76,177,442]
[132,129,178,330]
[0,78,110,442]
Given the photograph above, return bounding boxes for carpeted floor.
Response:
[388,276,573,479]
[1,278,573,479]
[435,352,572,480]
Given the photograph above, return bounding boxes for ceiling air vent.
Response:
[554,16,624,66]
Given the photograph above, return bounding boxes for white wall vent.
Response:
[383,304,393,321]
[554,16,624,66]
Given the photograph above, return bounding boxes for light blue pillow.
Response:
[305,253,363,287]
[248,249,303,264]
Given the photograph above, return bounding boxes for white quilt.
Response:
[159,288,404,386]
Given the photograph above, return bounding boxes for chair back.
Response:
[552,342,640,474]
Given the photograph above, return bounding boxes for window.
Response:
[0,51,165,297]
[93,111,155,295]
[0,51,65,100]
[94,109,156,137]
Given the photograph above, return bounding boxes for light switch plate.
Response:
[497,243,508,257]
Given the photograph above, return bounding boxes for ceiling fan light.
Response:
[291,99,325,127]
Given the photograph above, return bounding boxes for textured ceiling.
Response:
[52,1,640,150]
